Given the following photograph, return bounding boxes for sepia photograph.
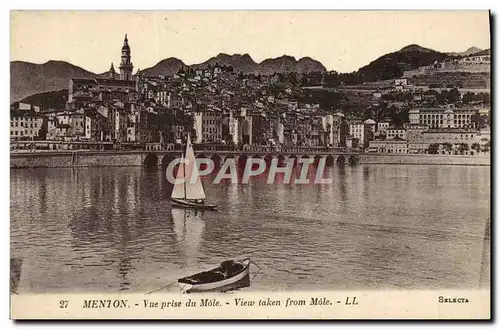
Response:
[8,9,491,319]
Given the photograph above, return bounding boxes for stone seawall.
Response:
[359,154,490,166]
[10,152,491,168]
[10,152,145,168]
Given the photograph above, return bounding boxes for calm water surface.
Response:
[10,165,490,293]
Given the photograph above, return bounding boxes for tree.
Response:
[482,141,490,153]
[37,126,47,140]
[471,112,489,129]
[444,88,461,104]
[471,143,481,154]
[428,143,439,154]
[442,142,453,153]
[381,93,396,101]
[389,107,409,128]
[471,112,481,129]
[475,92,491,105]
[435,91,446,105]
[458,143,469,155]
[462,92,475,104]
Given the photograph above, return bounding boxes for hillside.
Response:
[447,46,483,57]
[259,56,326,75]
[12,89,69,111]
[97,71,120,79]
[11,54,326,100]
[12,44,479,101]
[10,60,97,102]
[473,48,490,56]
[191,53,258,74]
[357,44,449,82]
[139,57,186,77]
[140,53,326,76]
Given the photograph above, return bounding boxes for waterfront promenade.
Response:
[10,149,490,169]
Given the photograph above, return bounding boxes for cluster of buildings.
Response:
[366,105,490,155]
[10,35,491,155]
[403,50,491,79]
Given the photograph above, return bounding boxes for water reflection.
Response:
[10,165,490,293]
[172,208,205,267]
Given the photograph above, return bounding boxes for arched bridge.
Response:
[142,146,362,168]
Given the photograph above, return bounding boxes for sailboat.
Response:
[170,134,218,210]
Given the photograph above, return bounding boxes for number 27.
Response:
[59,300,69,308]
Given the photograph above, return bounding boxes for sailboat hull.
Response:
[171,198,218,210]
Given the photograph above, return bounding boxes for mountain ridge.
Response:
[356,44,449,82]
[11,44,482,101]
[447,46,483,57]
[10,60,97,102]
[11,53,327,101]
[141,53,327,76]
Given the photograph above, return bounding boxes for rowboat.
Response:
[10,258,23,295]
[178,259,259,292]
[171,134,218,211]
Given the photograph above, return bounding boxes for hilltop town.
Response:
[10,35,491,156]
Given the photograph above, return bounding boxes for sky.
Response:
[10,10,491,74]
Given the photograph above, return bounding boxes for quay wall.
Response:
[359,154,490,166]
[10,152,144,168]
[10,151,490,169]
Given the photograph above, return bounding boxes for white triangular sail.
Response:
[171,134,206,200]
[171,153,186,199]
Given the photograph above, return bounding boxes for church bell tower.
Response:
[119,34,133,80]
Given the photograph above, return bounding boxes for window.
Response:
[15,122,18,127]
[20,122,23,127]
[15,131,18,136]
[20,131,23,136]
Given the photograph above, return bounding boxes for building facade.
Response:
[10,112,45,140]
[68,34,137,109]
[193,109,223,144]
[368,140,408,154]
[386,127,406,140]
[409,107,478,129]
[348,118,364,148]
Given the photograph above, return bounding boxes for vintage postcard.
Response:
[9,10,490,319]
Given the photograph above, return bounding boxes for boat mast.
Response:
[183,135,187,200]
